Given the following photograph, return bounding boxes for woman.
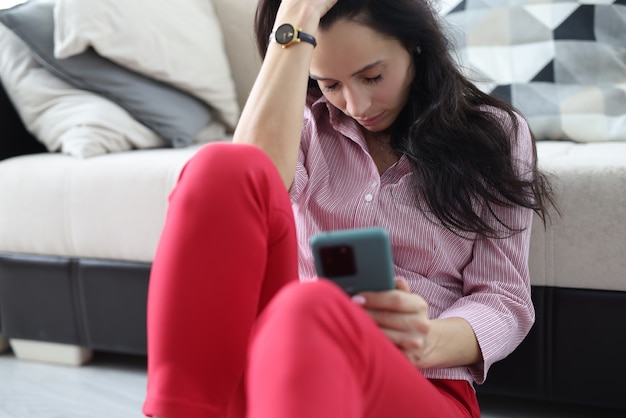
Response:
[143,0,555,417]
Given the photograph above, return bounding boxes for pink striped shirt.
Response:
[290,93,535,385]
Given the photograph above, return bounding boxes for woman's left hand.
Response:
[355,278,482,369]
[353,278,436,368]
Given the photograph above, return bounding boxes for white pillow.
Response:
[54,0,241,129]
[0,22,167,158]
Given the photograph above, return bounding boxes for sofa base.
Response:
[10,339,92,365]
[0,253,150,357]
[476,287,626,411]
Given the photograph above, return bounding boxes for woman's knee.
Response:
[250,280,372,374]
[180,142,274,186]
[170,142,283,210]
[271,280,346,315]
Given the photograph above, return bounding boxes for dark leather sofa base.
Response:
[0,253,149,355]
[0,252,624,410]
[477,287,626,410]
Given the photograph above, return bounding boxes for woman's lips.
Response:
[356,111,386,128]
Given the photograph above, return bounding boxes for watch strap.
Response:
[270,23,317,48]
[296,30,317,48]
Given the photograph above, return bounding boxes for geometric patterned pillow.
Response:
[441,0,626,142]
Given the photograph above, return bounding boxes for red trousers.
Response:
[143,143,481,418]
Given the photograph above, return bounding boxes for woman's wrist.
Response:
[418,317,482,370]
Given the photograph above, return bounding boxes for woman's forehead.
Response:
[310,20,403,79]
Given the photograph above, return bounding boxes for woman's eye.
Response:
[365,74,383,84]
[322,83,339,92]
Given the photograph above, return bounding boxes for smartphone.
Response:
[309,227,395,295]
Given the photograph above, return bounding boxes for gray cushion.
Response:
[0,1,212,148]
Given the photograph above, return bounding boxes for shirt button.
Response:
[364,194,373,202]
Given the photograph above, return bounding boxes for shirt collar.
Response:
[308,91,411,178]
[309,92,369,150]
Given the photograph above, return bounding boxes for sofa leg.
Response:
[9,339,93,366]
[0,333,8,353]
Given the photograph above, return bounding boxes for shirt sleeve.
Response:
[438,112,536,384]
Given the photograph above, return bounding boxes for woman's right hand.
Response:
[275,0,339,31]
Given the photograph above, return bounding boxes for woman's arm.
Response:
[233,1,335,189]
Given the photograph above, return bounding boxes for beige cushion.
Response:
[54,0,240,128]
[0,145,206,262]
[529,142,626,291]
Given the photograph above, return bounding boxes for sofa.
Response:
[1,0,625,412]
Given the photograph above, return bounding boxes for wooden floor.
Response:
[0,350,147,417]
[0,349,624,418]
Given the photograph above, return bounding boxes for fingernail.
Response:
[351,295,366,305]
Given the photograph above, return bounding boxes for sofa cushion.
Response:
[0,21,168,158]
[0,0,222,150]
[0,145,207,262]
[54,0,240,129]
[529,141,626,291]
[442,0,626,142]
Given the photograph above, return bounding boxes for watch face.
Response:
[275,24,295,45]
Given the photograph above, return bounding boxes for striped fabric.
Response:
[290,94,535,384]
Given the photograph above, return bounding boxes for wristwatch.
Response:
[270,23,317,48]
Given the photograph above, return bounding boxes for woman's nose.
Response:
[344,87,371,119]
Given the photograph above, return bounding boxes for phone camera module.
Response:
[320,245,357,277]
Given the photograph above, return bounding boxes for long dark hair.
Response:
[255,0,557,238]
